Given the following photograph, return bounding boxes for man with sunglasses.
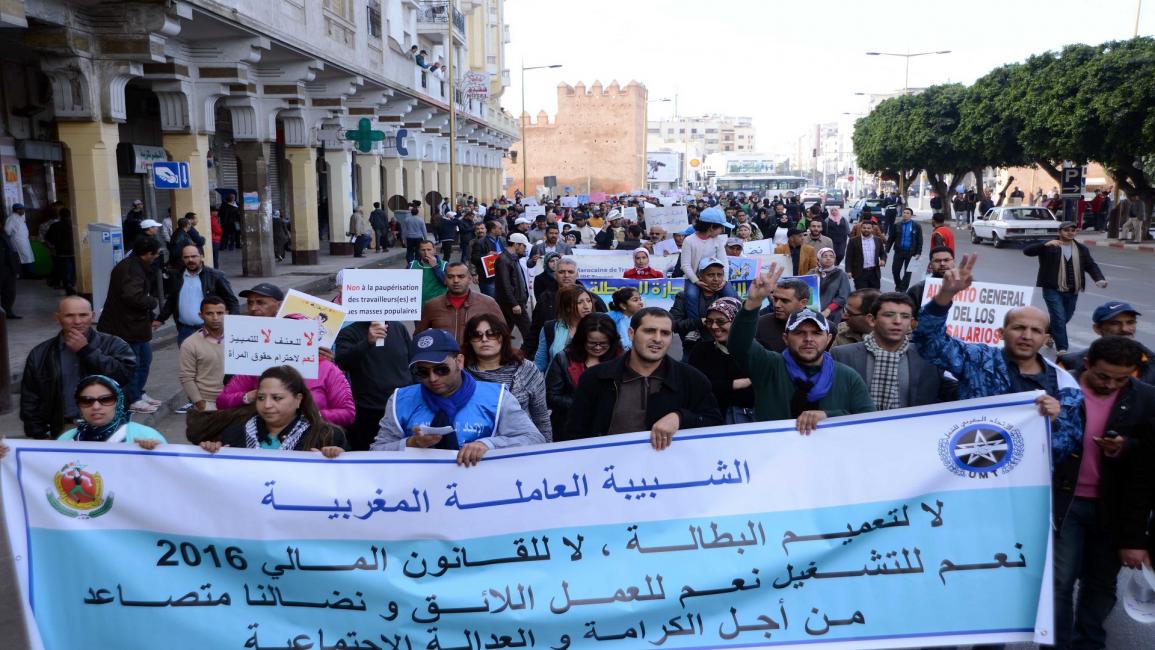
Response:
[371,329,544,466]
[21,296,136,439]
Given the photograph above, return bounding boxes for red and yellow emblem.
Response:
[46,462,114,518]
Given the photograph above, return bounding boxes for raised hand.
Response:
[744,262,784,310]
[934,253,977,306]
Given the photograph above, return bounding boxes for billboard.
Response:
[646,151,681,183]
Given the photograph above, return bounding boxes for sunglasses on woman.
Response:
[77,394,118,407]
[468,330,501,342]
[412,364,453,379]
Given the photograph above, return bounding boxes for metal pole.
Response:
[1136,0,1143,37]
[520,58,527,199]
[447,6,456,208]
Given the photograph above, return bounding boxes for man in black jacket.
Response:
[155,245,240,345]
[334,320,412,451]
[21,296,136,438]
[1053,336,1155,649]
[830,292,957,408]
[885,207,923,292]
[1023,222,1107,354]
[495,233,532,343]
[98,237,161,412]
[563,307,721,447]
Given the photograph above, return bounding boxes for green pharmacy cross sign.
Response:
[345,118,385,153]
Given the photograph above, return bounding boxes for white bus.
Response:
[704,154,808,197]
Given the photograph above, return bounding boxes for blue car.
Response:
[847,198,884,223]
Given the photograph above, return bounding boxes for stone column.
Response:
[284,146,320,265]
[356,153,381,210]
[233,141,275,276]
[326,148,354,255]
[58,121,121,296]
[382,157,404,205]
[403,158,424,207]
[162,133,213,266]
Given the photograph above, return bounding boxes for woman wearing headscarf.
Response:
[811,247,851,328]
[58,375,165,447]
[607,287,645,349]
[534,252,562,301]
[201,365,347,457]
[823,207,850,265]
[687,297,756,424]
[623,248,664,279]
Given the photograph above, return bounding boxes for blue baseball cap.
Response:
[697,206,733,229]
[680,226,694,236]
[409,328,460,366]
[11,203,24,210]
[1092,301,1141,323]
[697,257,727,272]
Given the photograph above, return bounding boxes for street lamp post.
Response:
[519,61,562,199]
[864,49,951,198]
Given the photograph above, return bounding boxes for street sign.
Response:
[152,161,190,189]
[848,175,855,182]
[1060,164,1085,197]
[543,176,557,188]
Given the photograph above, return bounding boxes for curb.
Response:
[1081,238,1155,253]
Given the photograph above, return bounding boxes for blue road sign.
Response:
[153,161,190,189]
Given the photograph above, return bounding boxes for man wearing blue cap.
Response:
[1060,301,1155,385]
[371,328,544,465]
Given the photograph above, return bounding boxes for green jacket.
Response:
[409,258,448,304]
[729,307,874,421]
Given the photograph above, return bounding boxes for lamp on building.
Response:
[520,61,562,197]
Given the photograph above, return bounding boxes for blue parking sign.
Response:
[153,161,190,189]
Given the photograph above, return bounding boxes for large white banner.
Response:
[571,250,679,277]
[1,394,1053,649]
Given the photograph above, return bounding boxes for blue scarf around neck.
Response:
[420,370,478,425]
[782,350,836,403]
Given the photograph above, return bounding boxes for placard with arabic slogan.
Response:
[1,394,1052,649]
[223,314,320,379]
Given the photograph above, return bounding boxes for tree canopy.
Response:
[853,36,1155,203]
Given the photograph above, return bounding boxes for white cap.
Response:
[140,219,163,229]
[514,216,533,225]
[508,233,530,246]
[1123,564,1155,623]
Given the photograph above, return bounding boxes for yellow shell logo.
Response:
[46,462,114,518]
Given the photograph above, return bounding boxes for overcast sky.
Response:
[500,0,1153,157]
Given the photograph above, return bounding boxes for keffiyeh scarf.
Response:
[244,414,311,451]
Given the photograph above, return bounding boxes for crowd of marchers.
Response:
[3,187,1153,650]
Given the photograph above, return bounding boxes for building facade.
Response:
[504,80,647,196]
[0,0,519,294]
[645,114,755,188]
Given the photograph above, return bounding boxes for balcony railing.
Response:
[417,1,466,36]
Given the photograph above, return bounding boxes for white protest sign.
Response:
[559,196,579,208]
[341,269,424,321]
[224,315,319,379]
[524,205,546,219]
[621,206,638,222]
[922,279,1036,347]
[646,205,689,234]
[522,197,539,206]
[652,238,681,257]
[741,238,775,256]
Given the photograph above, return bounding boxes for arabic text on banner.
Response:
[341,269,423,321]
[222,315,320,379]
[921,279,1035,348]
[583,278,684,311]
[1,395,1052,649]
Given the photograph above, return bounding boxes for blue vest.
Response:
[391,381,504,447]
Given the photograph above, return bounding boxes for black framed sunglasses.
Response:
[77,394,118,407]
[468,330,501,342]
[412,364,452,379]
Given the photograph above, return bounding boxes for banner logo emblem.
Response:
[939,421,1023,478]
[47,462,114,518]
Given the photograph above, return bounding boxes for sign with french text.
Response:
[921,279,1035,347]
[646,206,689,234]
[341,269,424,321]
[1,394,1053,649]
[571,251,678,277]
[223,314,319,379]
[583,277,684,311]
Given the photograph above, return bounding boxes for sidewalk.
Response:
[907,208,1155,253]
[1,242,409,439]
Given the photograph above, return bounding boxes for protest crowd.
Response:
[4,185,1155,650]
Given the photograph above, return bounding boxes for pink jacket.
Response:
[215,359,356,426]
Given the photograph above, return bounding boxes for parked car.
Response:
[970,206,1061,248]
[847,198,885,223]
[824,189,845,208]
[800,187,823,202]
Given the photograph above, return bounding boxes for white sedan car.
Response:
[971,206,1062,248]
